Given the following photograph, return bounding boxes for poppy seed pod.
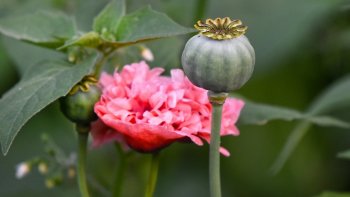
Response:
[181,17,255,93]
[60,76,101,125]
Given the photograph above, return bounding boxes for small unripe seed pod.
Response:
[182,17,255,93]
[60,76,101,125]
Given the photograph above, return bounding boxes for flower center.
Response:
[194,17,247,40]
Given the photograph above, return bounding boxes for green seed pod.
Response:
[181,17,255,93]
[60,76,101,125]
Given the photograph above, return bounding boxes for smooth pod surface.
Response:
[181,34,255,93]
[60,85,101,125]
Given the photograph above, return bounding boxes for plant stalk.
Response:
[208,91,227,197]
[269,121,312,174]
[94,49,115,78]
[77,132,90,197]
[112,144,127,197]
[194,0,209,21]
[145,152,160,197]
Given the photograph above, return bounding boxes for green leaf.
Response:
[148,37,184,71]
[337,149,350,160]
[93,0,125,37]
[238,99,350,174]
[239,101,304,125]
[115,6,195,43]
[317,191,350,197]
[235,99,350,176]
[239,100,350,128]
[270,75,350,174]
[0,11,76,48]
[67,5,193,49]
[309,75,350,114]
[2,37,65,75]
[57,31,102,50]
[0,54,98,155]
[270,116,350,174]
[113,38,185,72]
[269,120,312,175]
[307,116,350,128]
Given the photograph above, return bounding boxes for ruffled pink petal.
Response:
[167,90,185,108]
[99,72,115,88]
[91,61,245,156]
[220,98,244,136]
[147,67,164,80]
[170,69,186,87]
[149,91,167,109]
[220,147,230,157]
[198,133,231,156]
[107,98,132,111]
[90,119,126,147]
[101,115,183,152]
[223,98,245,123]
[174,130,204,146]
[120,65,136,84]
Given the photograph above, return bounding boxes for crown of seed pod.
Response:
[182,17,255,93]
[60,75,101,125]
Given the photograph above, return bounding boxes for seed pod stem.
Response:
[76,123,90,134]
[77,132,90,197]
[208,92,227,197]
[182,17,254,197]
[145,152,160,197]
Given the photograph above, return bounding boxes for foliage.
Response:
[1,0,350,196]
[0,11,76,48]
[0,0,194,155]
[0,55,97,155]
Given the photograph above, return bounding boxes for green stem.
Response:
[77,132,90,197]
[94,49,115,78]
[210,103,223,197]
[194,0,209,21]
[112,144,127,197]
[269,121,312,174]
[208,91,227,197]
[145,153,160,197]
[93,55,108,78]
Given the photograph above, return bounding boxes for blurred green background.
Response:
[2,0,350,196]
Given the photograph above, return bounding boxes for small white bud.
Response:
[68,54,76,63]
[141,47,154,62]
[15,162,31,179]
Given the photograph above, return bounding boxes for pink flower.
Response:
[91,61,244,156]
